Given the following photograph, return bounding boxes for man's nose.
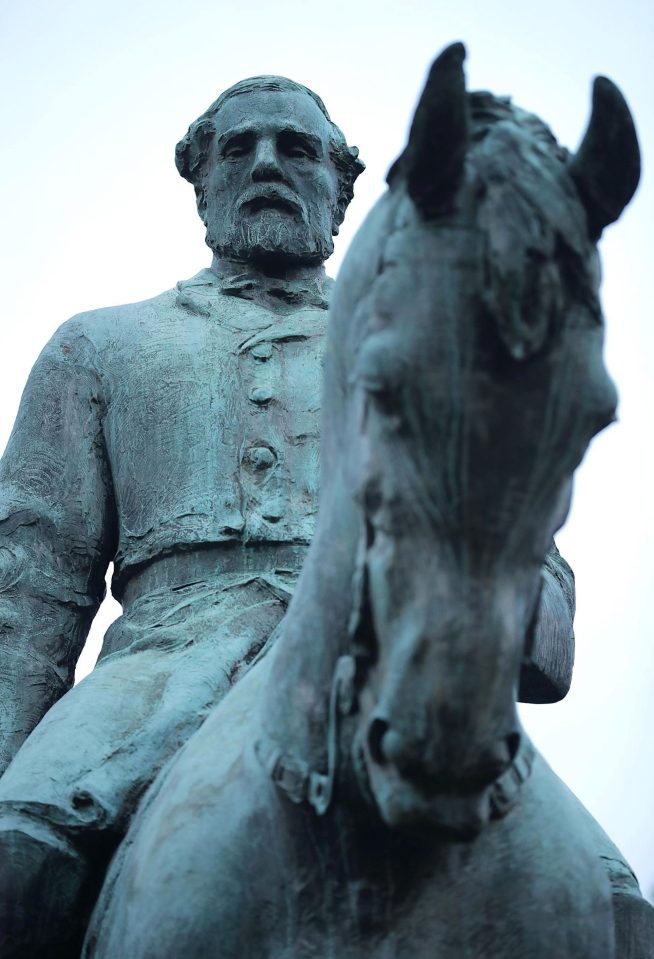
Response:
[251,138,284,181]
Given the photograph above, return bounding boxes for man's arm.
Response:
[0,320,116,773]
[518,541,575,704]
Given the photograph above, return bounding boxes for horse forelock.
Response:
[468,92,565,156]
[379,91,600,362]
[463,93,600,353]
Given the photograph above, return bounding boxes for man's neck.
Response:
[209,255,327,288]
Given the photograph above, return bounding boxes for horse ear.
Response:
[569,76,641,241]
[390,42,469,217]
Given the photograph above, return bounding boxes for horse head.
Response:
[319,43,640,836]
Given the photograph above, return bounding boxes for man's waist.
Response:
[117,543,308,607]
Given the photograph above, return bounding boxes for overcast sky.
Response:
[1,0,652,899]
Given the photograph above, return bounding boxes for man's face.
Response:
[201,89,340,266]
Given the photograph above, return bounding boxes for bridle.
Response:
[254,559,536,823]
[255,654,358,816]
[254,472,538,820]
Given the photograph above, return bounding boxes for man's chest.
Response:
[99,304,328,542]
[103,314,324,448]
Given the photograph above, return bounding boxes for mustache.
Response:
[238,184,306,218]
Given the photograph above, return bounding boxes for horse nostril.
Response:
[367,717,389,765]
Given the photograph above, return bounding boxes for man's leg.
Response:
[0,575,289,958]
[0,645,179,959]
[602,855,654,959]
[0,803,105,958]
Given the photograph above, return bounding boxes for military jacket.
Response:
[0,267,331,764]
[0,265,576,771]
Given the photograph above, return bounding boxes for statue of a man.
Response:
[0,76,575,955]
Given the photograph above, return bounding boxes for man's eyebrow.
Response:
[217,126,255,145]
[278,127,322,148]
[217,124,323,148]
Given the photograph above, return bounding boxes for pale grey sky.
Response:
[1,0,652,898]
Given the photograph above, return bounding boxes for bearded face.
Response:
[200,89,340,266]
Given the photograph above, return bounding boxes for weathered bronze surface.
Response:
[0,46,651,958]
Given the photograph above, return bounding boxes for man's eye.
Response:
[279,135,315,160]
[222,138,251,159]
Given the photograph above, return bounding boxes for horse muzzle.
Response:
[353,721,525,838]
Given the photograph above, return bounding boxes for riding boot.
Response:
[0,805,100,959]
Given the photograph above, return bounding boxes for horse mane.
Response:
[462,91,600,363]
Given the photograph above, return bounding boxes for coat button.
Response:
[262,498,284,522]
[249,386,273,405]
[251,342,273,361]
[243,446,276,471]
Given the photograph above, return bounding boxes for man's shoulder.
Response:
[44,272,221,365]
[46,266,334,360]
[53,284,182,345]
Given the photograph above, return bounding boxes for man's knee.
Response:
[602,855,654,959]
[0,806,94,958]
[613,893,654,959]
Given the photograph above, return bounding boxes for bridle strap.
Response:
[256,646,536,821]
[489,734,536,820]
[254,655,357,816]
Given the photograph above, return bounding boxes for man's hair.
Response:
[175,76,365,229]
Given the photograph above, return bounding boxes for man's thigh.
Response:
[0,576,287,834]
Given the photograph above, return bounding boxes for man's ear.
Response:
[195,182,208,224]
[332,189,347,236]
[331,145,365,234]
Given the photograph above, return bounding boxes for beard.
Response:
[205,204,335,265]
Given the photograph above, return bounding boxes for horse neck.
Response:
[261,476,360,764]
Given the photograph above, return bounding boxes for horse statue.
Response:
[83,44,646,958]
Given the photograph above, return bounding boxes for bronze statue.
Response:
[82,45,652,959]
[0,50,648,958]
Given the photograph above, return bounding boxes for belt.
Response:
[118,543,308,606]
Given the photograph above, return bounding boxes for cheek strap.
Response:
[254,654,358,816]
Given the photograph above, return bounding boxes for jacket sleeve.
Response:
[518,540,576,704]
[0,319,116,773]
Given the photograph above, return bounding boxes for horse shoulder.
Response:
[470,749,616,957]
[393,751,613,957]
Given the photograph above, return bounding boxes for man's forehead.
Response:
[213,89,332,141]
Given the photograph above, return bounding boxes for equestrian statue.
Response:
[81,44,652,958]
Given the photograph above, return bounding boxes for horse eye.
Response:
[364,381,404,426]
